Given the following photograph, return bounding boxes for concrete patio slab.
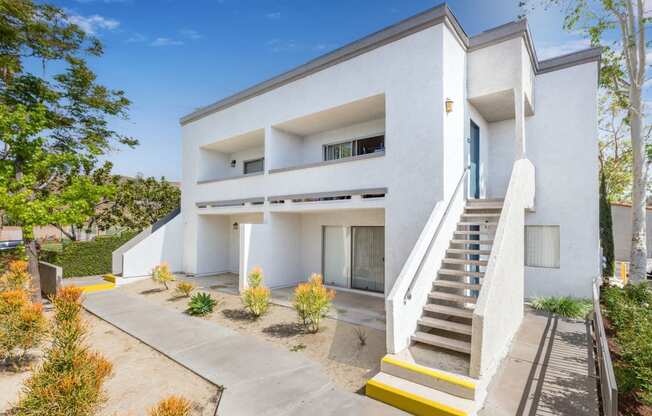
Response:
[83,290,405,416]
[480,309,599,416]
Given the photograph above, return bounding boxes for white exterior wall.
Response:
[182,24,448,293]
[611,204,652,261]
[121,214,183,278]
[484,62,599,298]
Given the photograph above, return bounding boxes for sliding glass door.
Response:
[322,226,350,288]
[351,226,384,293]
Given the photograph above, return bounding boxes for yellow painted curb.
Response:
[382,356,476,391]
[80,283,115,293]
[103,275,119,284]
[366,379,468,416]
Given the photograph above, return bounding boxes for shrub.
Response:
[14,285,113,416]
[174,281,195,298]
[0,260,31,291]
[602,283,652,404]
[148,395,192,416]
[187,292,217,316]
[293,274,335,333]
[0,289,47,362]
[41,232,137,278]
[530,296,592,318]
[152,262,175,290]
[241,267,270,318]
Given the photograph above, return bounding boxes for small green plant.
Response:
[148,395,192,416]
[290,343,306,352]
[531,296,592,318]
[174,281,195,298]
[293,274,335,333]
[241,267,270,318]
[187,292,217,316]
[152,262,175,290]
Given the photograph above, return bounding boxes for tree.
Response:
[0,0,137,299]
[520,0,649,282]
[599,172,615,276]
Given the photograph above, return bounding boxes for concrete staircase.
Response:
[366,199,503,416]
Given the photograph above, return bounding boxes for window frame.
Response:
[243,157,265,175]
[323,133,385,162]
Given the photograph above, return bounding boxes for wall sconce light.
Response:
[232,222,239,230]
[230,160,236,168]
[445,98,453,114]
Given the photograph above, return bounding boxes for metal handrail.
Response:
[404,166,470,302]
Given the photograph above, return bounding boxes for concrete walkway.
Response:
[480,310,599,416]
[83,290,405,416]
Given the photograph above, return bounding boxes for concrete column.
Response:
[514,87,526,159]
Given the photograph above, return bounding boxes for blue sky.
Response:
[47,0,598,181]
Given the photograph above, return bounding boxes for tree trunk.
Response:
[628,85,647,282]
[25,234,42,302]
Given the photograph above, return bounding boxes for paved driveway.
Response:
[84,290,405,416]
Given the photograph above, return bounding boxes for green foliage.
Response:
[241,267,270,318]
[602,283,652,404]
[151,262,175,290]
[41,232,136,278]
[15,286,114,415]
[293,274,335,333]
[187,292,217,316]
[0,0,136,292]
[599,173,615,276]
[531,296,592,318]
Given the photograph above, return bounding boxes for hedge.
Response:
[41,232,137,278]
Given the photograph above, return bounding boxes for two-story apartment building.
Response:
[114,4,600,414]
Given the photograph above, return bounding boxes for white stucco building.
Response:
[115,4,600,414]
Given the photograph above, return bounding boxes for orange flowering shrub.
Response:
[148,395,192,416]
[293,274,335,333]
[15,285,113,415]
[152,262,175,290]
[241,267,270,318]
[0,260,31,291]
[0,289,46,362]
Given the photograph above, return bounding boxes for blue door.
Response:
[470,121,480,199]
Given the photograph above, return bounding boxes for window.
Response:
[525,226,560,268]
[243,158,264,174]
[324,135,385,161]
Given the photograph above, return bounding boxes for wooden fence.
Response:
[592,279,618,416]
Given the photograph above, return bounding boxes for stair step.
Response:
[451,239,494,245]
[418,317,473,335]
[424,303,474,319]
[429,292,478,304]
[465,205,502,211]
[439,269,484,278]
[412,331,472,354]
[366,372,475,416]
[380,355,477,400]
[466,198,504,204]
[454,230,495,236]
[443,258,488,266]
[461,213,501,218]
[433,280,482,291]
[458,221,498,227]
[447,248,491,255]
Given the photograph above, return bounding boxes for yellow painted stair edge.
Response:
[80,282,115,293]
[366,378,468,416]
[382,355,476,391]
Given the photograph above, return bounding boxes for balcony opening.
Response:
[198,128,265,183]
[268,94,386,173]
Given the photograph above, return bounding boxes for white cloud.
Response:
[126,32,146,43]
[537,38,591,60]
[150,37,184,47]
[266,38,297,52]
[266,12,281,20]
[180,29,202,40]
[67,13,120,35]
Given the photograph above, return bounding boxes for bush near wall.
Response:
[41,232,137,278]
